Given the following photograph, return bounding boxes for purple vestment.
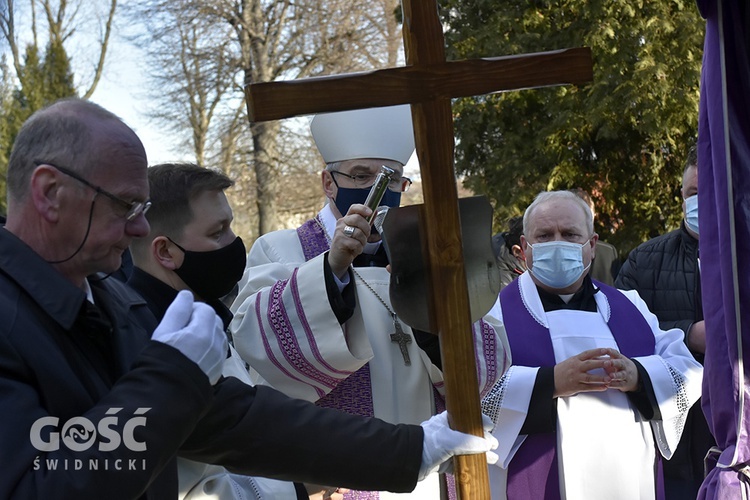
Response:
[296,218,376,417]
[500,279,661,500]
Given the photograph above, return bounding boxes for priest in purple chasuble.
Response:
[229,105,510,499]
[480,190,703,500]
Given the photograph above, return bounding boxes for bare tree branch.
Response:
[81,0,117,98]
[126,0,404,239]
[0,0,23,77]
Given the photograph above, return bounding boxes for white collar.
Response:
[82,278,95,304]
[318,204,338,238]
[518,271,611,326]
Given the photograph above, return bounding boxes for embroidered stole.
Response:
[295,218,376,417]
[297,218,461,499]
[500,279,655,500]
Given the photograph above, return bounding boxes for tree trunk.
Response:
[251,120,281,235]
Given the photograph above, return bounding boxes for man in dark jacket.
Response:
[0,98,495,499]
[128,162,334,499]
[615,146,714,499]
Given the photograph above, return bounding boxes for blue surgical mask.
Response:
[684,194,699,235]
[529,240,591,289]
[333,186,402,218]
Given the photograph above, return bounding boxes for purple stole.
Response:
[500,278,659,500]
[296,217,457,499]
[295,218,376,418]
[297,217,330,262]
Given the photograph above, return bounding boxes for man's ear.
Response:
[589,233,599,261]
[512,244,525,261]
[152,236,181,270]
[30,165,62,222]
[321,169,337,199]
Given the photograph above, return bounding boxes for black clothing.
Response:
[352,244,390,268]
[323,254,357,325]
[127,267,233,331]
[616,224,702,349]
[128,266,309,499]
[537,276,598,313]
[615,223,714,498]
[0,227,423,499]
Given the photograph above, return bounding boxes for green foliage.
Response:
[442,0,704,256]
[42,39,77,102]
[0,40,77,214]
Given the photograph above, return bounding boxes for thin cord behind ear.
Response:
[46,194,97,264]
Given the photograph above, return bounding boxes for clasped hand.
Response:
[553,347,639,398]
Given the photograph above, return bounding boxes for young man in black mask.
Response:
[129,163,245,330]
[128,163,343,499]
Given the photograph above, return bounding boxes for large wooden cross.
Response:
[245,2,592,498]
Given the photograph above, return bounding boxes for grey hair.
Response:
[325,161,342,172]
[7,98,123,202]
[523,190,595,236]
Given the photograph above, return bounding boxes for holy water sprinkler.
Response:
[363,165,396,224]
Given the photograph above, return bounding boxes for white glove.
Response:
[151,290,228,385]
[418,412,499,481]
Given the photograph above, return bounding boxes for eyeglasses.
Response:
[34,161,151,221]
[330,170,412,193]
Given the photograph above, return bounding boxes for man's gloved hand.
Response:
[418,412,499,481]
[151,290,227,385]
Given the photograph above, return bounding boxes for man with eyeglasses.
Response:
[230,105,508,499]
[0,99,499,498]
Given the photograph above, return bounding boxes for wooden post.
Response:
[401,3,490,496]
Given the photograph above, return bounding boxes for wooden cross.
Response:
[390,315,412,365]
[245,2,592,498]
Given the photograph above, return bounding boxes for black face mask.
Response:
[169,236,247,300]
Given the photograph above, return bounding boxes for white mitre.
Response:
[310,105,415,164]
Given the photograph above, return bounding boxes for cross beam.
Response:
[245,2,592,498]
[247,48,592,121]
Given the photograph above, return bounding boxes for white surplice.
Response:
[230,204,510,499]
[483,272,703,500]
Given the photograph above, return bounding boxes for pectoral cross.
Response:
[390,314,412,365]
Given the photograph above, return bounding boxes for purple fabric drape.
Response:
[696,1,750,498]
